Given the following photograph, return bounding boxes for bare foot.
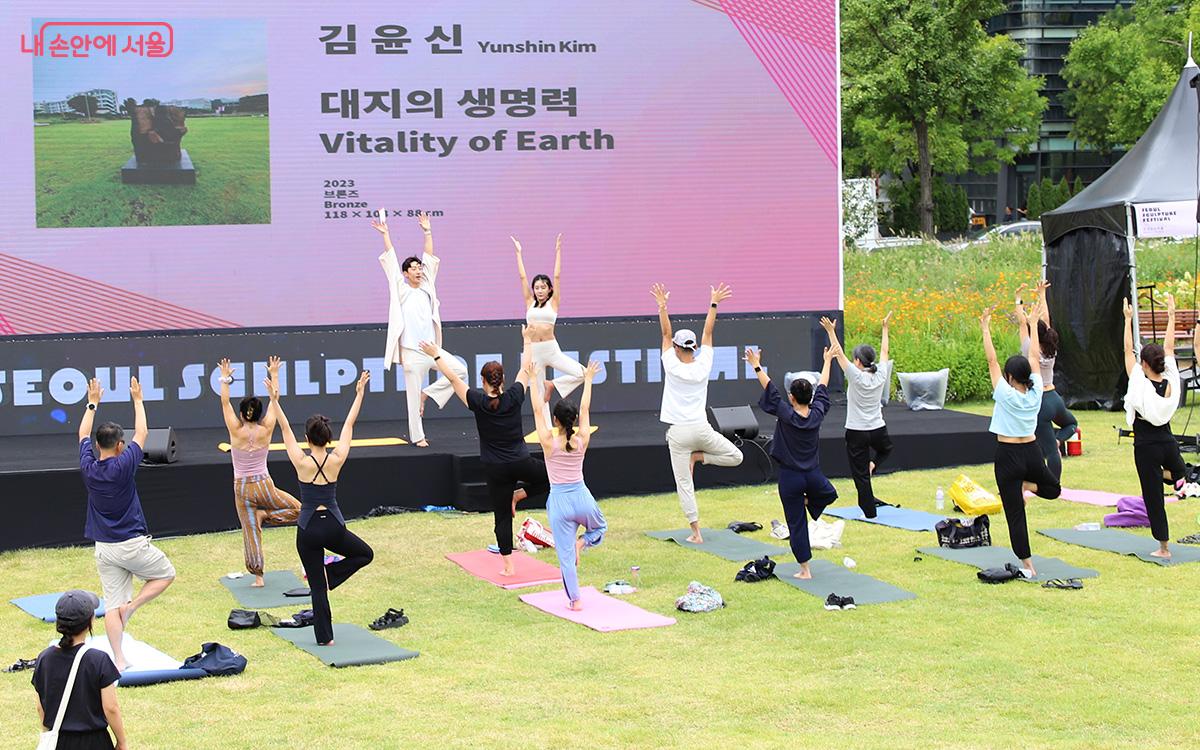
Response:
[498,568,515,577]
[511,488,527,518]
[1024,564,1037,578]
[568,600,583,611]
[1022,481,1037,494]
[686,534,703,544]
[1150,547,1172,559]
[250,576,265,588]
[419,393,427,417]
[690,451,704,470]
[115,659,129,672]
[415,439,429,448]
[318,640,335,647]
[793,563,812,580]
[869,461,876,476]
[544,381,556,403]
[117,602,133,627]
[575,536,586,566]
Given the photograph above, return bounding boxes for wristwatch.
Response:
[86,403,96,411]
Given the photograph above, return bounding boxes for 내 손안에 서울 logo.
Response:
[20,20,173,58]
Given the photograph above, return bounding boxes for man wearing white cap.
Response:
[650,282,743,543]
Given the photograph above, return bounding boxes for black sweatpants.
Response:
[484,457,550,555]
[1133,440,1186,542]
[1034,389,1078,481]
[845,426,893,518]
[993,441,1061,560]
[778,467,838,564]
[295,511,374,645]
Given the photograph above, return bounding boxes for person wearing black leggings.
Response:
[269,370,374,646]
[1015,281,1077,480]
[1122,295,1194,560]
[423,334,549,577]
[982,301,1061,578]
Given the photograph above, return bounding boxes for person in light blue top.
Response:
[982,300,1061,578]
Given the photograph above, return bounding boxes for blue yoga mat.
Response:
[824,505,946,532]
[10,593,107,623]
[117,668,209,688]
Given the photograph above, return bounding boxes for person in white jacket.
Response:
[371,211,468,447]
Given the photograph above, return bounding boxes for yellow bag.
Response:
[948,474,1002,515]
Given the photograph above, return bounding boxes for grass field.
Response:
[3,406,1199,748]
[34,117,271,227]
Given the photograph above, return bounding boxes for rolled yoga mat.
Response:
[1038,528,1200,566]
[773,560,916,605]
[446,549,560,589]
[270,623,419,668]
[219,570,310,609]
[77,633,208,688]
[646,528,792,562]
[823,505,945,532]
[519,586,676,631]
[11,592,107,623]
[916,545,1099,582]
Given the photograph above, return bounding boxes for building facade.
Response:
[33,88,119,116]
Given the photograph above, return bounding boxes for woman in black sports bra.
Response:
[267,370,373,646]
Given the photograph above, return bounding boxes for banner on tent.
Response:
[1134,201,1198,238]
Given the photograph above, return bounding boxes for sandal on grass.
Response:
[1041,578,1083,590]
[369,608,409,631]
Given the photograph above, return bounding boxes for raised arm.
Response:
[651,283,672,352]
[333,371,369,460]
[418,211,434,258]
[577,360,601,445]
[265,378,307,467]
[552,233,562,308]
[1123,298,1137,377]
[526,360,554,452]
[981,305,1002,387]
[1026,304,1041,376]
[744,347,770,391]
[370,212,395,254]
[1014,284,1030,347]
[512,237,533,306]
[1164,292,1177,357]
[79,378,102,442]
[261,356,281,433]
[419,341,469,405]
[819,344,838,387]
[880,310,892,363]
[129,377,148,449]
[1036,279,1051,326]
[217,358,240,434]
[819,316,851,372]
[702,283,732,348]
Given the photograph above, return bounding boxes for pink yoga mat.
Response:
[519,587,676,632]
[1025,488,1179,507]
[445,549,561,589]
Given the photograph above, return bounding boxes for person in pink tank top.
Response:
[527,359,607,610]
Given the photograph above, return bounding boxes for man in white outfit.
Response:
[372,211,468,447]
[651,282,743,543]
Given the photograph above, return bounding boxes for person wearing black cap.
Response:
[31,590,127,749]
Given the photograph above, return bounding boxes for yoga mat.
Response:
[270,623,419,667]
[916,546,1099,582]
[519,586,676,631]
[75,633,206,687]
[1038,528,1200,566]
[219,571,310,609]
[824,505,945,532]
[645,528,793,562]
[446,549,561,589]
[773,560,917,605]
[11,592,107,623]
[1023,488,1177,507]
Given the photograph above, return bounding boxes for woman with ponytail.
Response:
[527,359,607,609]
[982,296,1061,578]
[1015,281,1078,480]
[217,356,301,587]
[1122,293,1195,560]
[820,313,894,518]
[32,590,127,749]
[422,331,550,577]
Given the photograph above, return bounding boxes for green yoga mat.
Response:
[219,571,310,609]
[916,546,1099,582]
[270,623,419,667]
[774,560,916,605]
[646,528,792,562]
[1038,528,1200,566]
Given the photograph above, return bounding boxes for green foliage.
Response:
[1027,181,1043,219]
[883,177,968,235]
[1072,175,1084,196]
[66,94,99,117]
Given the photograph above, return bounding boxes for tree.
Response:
[1062,0,1200,151]
[1027,181,1043,219]
[67,94,99,118]
[841,0,1046,235]
[1072,175,1084,196]
[141,98,161,107]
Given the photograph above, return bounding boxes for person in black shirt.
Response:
[422,335,549,577]
[32,590,127,750]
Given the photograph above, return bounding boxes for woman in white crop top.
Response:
[512,233,587,425]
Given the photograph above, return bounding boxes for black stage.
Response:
[0,406,993,552]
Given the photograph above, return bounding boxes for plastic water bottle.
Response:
[630,566,641,587]
[423,504,456,512]
[935,486,945,511]
[842,556,857,569]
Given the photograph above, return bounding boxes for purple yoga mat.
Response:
[519,587,676,632]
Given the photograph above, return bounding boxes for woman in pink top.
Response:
[527,359,607,610]
[218,356,300,587]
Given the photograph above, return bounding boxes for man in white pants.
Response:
[372,211,468,447]
[651,282,743,543]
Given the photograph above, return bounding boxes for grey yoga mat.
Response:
[1038,528,1200,566]
[774,560,916,605]
[270,623,419,667]
[916,546,1099,582]
[219,570,310,609]
[646,528,792,562]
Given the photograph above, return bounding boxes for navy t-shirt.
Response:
[79,438,147,543]
[760,381,829,472]
[32,644,120,732]
[466,383,530,464]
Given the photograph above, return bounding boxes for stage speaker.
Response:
[708,405,759,441]
[142,427,178,464]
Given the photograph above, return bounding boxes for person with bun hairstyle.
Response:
[1122,293,1197,559]
[819,313,893,518]
[217,356,301,587]
[526,358,607,609]
[268,370,373,646]
[422,332,549,577]
[31,590,127,749]
[1015,281,1078,480]
[743,344,839,580]
[982,297,1061,578]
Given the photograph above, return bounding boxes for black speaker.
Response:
[142,427,178,464]
[707,405,759,441]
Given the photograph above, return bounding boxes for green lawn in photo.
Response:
[3,408,1199,747]
[34,117,270,227]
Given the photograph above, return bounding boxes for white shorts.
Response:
[94,535,176,605]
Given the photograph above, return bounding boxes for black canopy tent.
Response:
[1040,59,1200,408]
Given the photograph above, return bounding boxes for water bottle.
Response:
[935,486,945,511]
[630,565,641,587]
